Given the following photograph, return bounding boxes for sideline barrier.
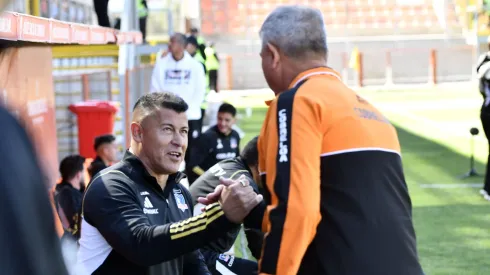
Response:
[229,45,476,89]
[0,11,142,44]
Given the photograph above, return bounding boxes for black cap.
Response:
[94,134,116,151]
[186,36,199,47]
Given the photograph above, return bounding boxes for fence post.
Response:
[342,52,348,82]
[429,49,437,85]
[125,69,131,148]
[358,52,364,87]
[385,50,393,86]
[81,74,89,101]
[226,55,233,91]
[107,71,112,100]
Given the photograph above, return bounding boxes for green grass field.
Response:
[223,83,490,275]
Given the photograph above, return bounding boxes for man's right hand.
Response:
[218,176,263,224]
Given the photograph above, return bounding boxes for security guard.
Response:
[186,35,211,129]
[187,103,240,184]
[190,137,265,275]
[205,43,220,92]
[77,92,262,275]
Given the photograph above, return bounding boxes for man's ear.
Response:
[131,122,143,143]
[266,43,281,69]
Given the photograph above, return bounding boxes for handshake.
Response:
[197,175,263,224]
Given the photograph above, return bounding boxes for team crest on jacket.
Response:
[230,138,237,149]
[173,189,188,212]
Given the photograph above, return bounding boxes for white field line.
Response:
[419,183,482,188]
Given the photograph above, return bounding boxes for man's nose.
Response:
[171,133,186,147]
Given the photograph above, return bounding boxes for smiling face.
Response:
[134,107,189,175]
[217,112,235,135]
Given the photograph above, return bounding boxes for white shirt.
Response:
[150,52,206,120]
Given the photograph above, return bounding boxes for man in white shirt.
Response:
[150,33,207,177]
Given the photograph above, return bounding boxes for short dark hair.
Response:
[59,155,85,181]
[133,92,188,114]
[94,134,115,151]
[218,103,237,117]
[171,33,187,45]
[186,35,198,47]
[190,27,199,33]
[241,136,259,167]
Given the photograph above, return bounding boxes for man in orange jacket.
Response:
[256,5,424,275]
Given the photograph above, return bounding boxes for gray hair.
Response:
[259,5,327,58]
[171,33,187,45]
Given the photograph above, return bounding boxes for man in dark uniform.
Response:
[77,92,262,275]
[0,105,69,275]
[87,134,118,181]
[477,46,490,200]
[189,137,265,275]
[187,103,241,184]
[54,155,85,241]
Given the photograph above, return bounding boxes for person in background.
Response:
[205,42,220,92]
[0,104,69,275]
[150,33,206,176]
[476,44,490,200]
[190,27,207,60]
[93,0,110,27]
[187,35,212,132]
[187,103,240,184]
[189,136,265,275]
[54,155,85,242]
[87,134,118,181]
[114,0,148,42]
[94,0,148,42]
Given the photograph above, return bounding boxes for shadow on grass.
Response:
[414,204,490,275]
[394,123,486,185]
[394,124,490,274]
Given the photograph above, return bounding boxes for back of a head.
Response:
[133,92,188,122]
[171,33,187,46]
[241,136,259,167]
[259,5,327,59]
[94,134,116,151]
[59,155,85,181]
[186,36,199,48]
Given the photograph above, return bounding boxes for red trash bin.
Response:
[69,100,119,159]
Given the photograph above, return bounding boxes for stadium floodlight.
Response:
[460,127,483,179]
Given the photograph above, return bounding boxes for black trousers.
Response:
[201,249,258,275]
[185,119,202,183]
[93,0,111,27]
[209,70,218,92]
[481,110,490,192]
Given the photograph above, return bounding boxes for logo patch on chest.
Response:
[230,137,237,149]
[143,196,159,215]
[173,189,188,212]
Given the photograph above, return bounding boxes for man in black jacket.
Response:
[187,103,241,184]
[77,92,262,275]
[54,154,85,241]
[87,134,118,181]
[190,136,265,274]
[0,105,68,275]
